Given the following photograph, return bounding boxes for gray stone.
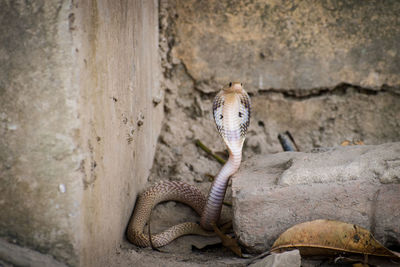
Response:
[0,238,67,267]
[232,143,400,253]
[249,250,301,267]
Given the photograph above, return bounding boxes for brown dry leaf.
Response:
[271,219,400,258]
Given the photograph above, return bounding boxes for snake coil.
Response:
[127,82,251,247]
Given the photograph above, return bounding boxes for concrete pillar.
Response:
[0,1,162,266]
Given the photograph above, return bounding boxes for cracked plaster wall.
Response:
[151,0,400,188]
[0,1,161,266]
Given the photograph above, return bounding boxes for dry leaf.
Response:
[271,219,400,258]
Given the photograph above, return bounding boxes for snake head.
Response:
[213,82,251,152]
[224,82,244,93]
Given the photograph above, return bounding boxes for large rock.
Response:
[232,143,400,253]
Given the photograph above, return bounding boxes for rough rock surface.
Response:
[249,250,301,267]
[232,143,400,253]
[154,0,400,194]
[0,238,67,267]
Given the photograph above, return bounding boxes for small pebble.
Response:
[7,124,18,130]
[59,184,66,193]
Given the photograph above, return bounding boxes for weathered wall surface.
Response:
[170,0,400,91]
[0,1,82,265]
[142,2,400,262]
[0,0,161,266]
[151,0,400,190]
[74,1,162,266]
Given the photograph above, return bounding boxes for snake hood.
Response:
[213,82,251,155]
[201,81,251,229]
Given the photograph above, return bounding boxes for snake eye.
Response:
[229,82,232,87]
[220,114,223,119]
[241,83,243,86]
[239,112,242,117]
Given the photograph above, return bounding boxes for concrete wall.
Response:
[0,1,162,266]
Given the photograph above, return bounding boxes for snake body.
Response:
[127,82,251,247]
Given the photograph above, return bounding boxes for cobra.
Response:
[127,82,251,247]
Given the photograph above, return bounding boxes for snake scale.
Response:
[127,82,251,247]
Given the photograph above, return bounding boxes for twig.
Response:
[195,139,226,165]
[223,201,232,206]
